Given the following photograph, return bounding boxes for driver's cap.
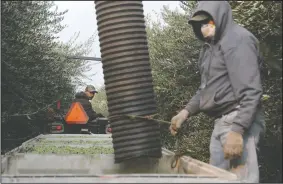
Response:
[85,85,98,93]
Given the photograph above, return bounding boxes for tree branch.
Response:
[2,99,59,118]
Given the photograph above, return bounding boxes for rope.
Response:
[109,114,169,125]
[170,124,189,169]
[108,114,186,169]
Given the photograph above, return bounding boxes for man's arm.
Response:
[184,46,206,116]
[225,41,263,135]
[84,101,99,121]
[184,89,201,116]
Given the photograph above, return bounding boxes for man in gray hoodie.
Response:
[169,1,265,182]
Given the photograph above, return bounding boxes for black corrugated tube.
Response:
[94,1,162,163]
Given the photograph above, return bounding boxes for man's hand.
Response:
[169,109,189,136]
[223,131,244,159]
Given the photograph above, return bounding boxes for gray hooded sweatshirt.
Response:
[185,1,263,135]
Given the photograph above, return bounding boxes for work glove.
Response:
[169,109,189,136]
[223,131,244,159]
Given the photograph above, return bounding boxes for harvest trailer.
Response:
[1,134,240,183]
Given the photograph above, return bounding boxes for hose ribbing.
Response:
[94,1,161,163]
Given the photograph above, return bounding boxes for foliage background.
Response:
[1,1,93,152]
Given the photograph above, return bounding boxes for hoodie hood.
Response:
[75,91,89,100]
[189,1,234,42]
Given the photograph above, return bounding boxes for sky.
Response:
[54,1,181,91]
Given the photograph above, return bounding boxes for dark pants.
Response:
[209,107,265,182]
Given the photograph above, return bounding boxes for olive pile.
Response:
[21,145,114,154]
[48,135,107,138]
[38,139,112,145]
